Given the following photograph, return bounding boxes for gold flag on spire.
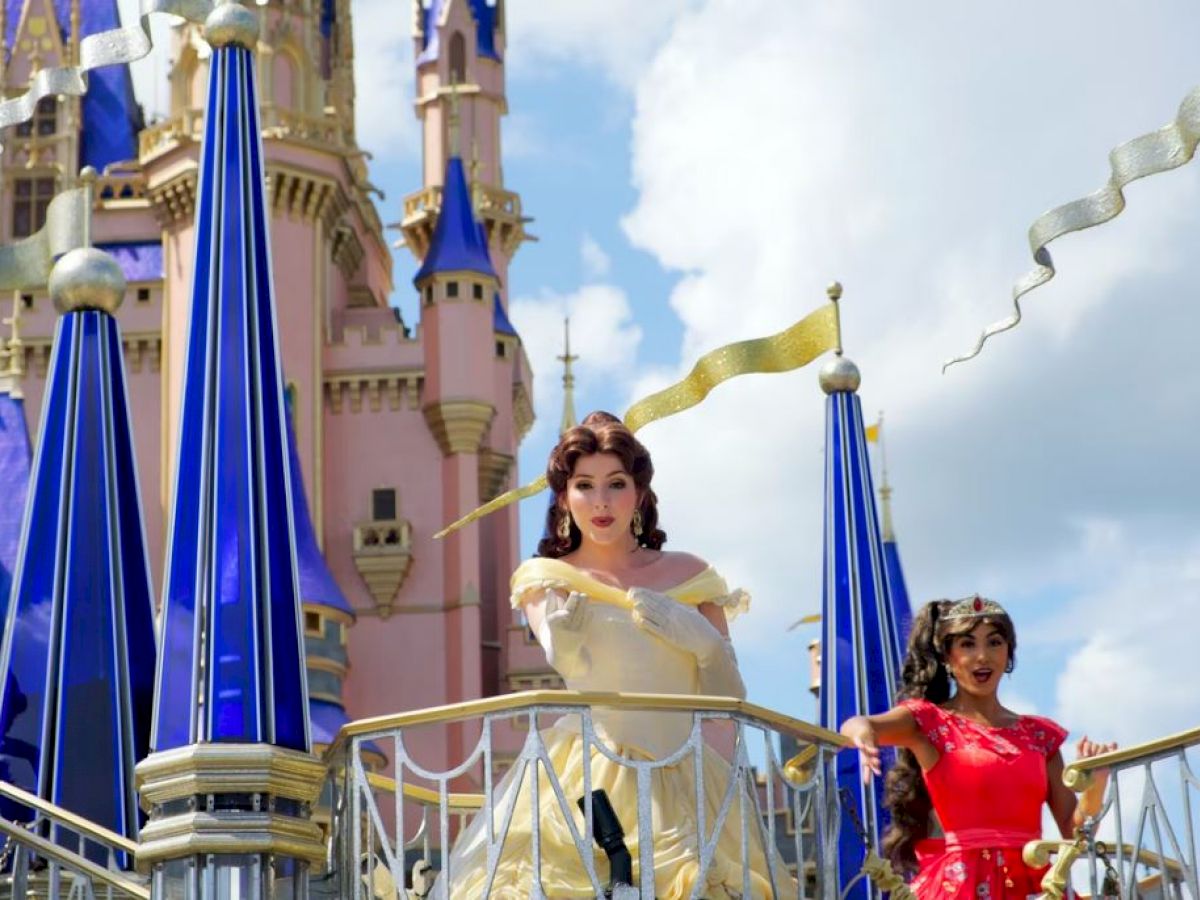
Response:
[864,420,881,443]
[434,302,841,540]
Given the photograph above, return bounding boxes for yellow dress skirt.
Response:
[442,719,795,899]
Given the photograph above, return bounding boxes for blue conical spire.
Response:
[816,355,906,900]
[413,154,496,285]
[151,4,309,753]
[0,248,156,861]
[0,384,31,623]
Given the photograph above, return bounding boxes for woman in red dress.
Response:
[840,597,1115,899]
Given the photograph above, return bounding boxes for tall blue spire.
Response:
[0,247,156,860]
[817,354,906,900]
[413,154,496,285]
[136,5,325,891]
[151,1,308,755]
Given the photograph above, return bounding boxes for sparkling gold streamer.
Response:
[0,187,89,291]
[435,304,839,539]
[944,85,1200,371]
[623,303,838,433]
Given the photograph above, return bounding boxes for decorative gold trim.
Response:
[327,690,849,759]
[136,811,325,867]
[1063,724,1200,787]
[135,743,325,808]
[0,817,149,898]
[478,448,513,502]
[364,772,484,810]
[422,398,494,456]
[0,779,138,854]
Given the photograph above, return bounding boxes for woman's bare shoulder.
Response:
[645,550,709,581]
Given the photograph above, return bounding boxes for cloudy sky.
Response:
[122,0,1200,750]
[362,0,1200,750]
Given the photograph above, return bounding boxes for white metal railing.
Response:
[0,781,147,899]
[1029,724,1200,900]
[324,690,847,899]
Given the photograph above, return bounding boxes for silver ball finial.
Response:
[205,0,259,49]
[819,356,861,394]
[49,248,125,315]
[826,281,843,302]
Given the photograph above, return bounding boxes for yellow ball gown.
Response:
[440,558,797,899]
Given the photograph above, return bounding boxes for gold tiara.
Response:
[434,302,841,539]
[942,595,1007,621]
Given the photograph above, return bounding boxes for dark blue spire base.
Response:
[819,390,907,900]
[0,310,156,865]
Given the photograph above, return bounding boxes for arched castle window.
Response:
[11,176,57,238]
[449,31,467,82]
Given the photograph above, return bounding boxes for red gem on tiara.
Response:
[973,597,984,612]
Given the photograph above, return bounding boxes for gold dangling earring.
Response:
[631,509,644,538]
[557,512,571,541]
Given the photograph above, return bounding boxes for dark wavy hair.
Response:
[881,598,1017,875]
[536,411,667,558]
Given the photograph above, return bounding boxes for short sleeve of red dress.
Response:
[1016,715,1068,757]
[899,698,952,751]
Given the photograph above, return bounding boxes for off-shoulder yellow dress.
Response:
[441,558,795,899]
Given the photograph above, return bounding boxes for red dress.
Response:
[900,698,1068,900]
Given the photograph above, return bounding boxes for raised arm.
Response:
[840,705,938,778]
[522,587,593,680]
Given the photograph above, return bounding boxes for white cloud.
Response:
[350,0,418,159]
[598,0,1200,745]
[506,0,701,86]
[510,284,643,442]
[580,234,611,278]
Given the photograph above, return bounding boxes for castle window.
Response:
[449,31,467,83]
[372,488,397,522]
[472,282,483,300]
[304,610,323,637]
[137,288,151,303]
[495,340,506,359]
[446,281,459,299]
[20,295,33,310]
[424,285,433,305]
[12,177,57,238]
[15,97,56,138]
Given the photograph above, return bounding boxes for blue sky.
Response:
[122,1,1200,754]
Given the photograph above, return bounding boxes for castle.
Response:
[0,0,554,775]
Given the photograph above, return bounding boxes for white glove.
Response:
[535,591,592,679]
[628,588,746,699]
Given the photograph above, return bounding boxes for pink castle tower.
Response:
[0,0,540,773]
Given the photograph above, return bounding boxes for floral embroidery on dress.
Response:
[899,700,1067,759]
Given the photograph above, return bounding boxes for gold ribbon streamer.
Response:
[944,85,1200,371]
[435,304,839,539]
[0,188,89,291]
[0,0,215,151]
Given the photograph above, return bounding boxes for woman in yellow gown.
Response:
[442,412,796,899]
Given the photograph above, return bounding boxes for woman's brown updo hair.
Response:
[881,599,1017,875]
[537,411,667,558]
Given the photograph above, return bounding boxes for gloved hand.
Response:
[628,588,746,699]
[535,591,592,679]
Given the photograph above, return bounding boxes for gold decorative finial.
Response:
[79,165,97,247]
[557,316,579,435]
[826,281,844,355]
[446,74,462,158]
[874,411,896,541]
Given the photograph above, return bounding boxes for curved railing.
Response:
[325,690,849,899]
[0,781,148,899]
[1030,724,1200,899]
